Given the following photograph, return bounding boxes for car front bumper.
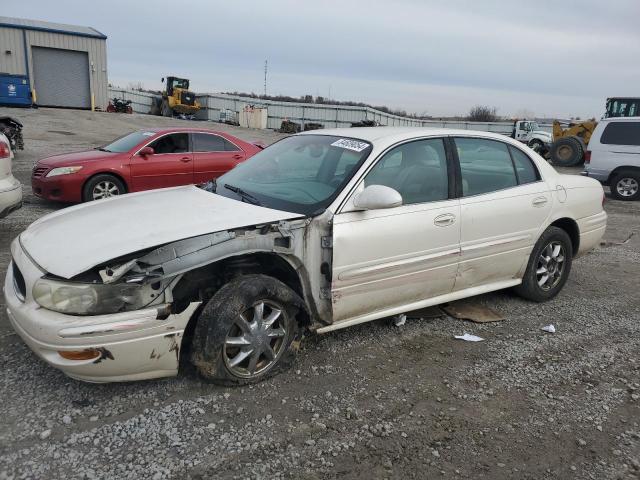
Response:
[4,238,200,383]
[31,171,86,203]
[0,176,22,218]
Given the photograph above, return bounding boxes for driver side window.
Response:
[149,133,189,154]
[364,138,449,205]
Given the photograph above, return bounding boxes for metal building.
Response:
[0,16,108,110]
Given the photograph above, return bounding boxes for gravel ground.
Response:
[0,108,638,480]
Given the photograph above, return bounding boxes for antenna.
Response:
[264,60,268,97]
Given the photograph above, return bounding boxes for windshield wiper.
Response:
[95,147,111,152]
[224,184,261,206]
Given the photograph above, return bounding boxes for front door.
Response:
[331,138,460,323]
[191,132,246,183]
[130,133,193,191]
[453,137,552,290]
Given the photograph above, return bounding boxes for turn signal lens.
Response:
[584,150,591,164]
[58,349,101,361]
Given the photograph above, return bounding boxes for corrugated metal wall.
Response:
[0,26,108,109]
[0,27,27,74]
[109,88,554,134]
[26,30,108,109]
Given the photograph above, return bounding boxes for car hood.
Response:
[534,131,552,139]
[38,149,119,166]
[20,186,303,279]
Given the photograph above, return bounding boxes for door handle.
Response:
[233,154,243,160]
[180,157,191,163]
[434,213,456,227]
[532,196,548,207]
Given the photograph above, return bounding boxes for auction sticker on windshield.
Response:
[331,138,369,152]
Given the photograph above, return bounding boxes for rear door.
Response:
[130,133,193,191]
[453,137,552,290]
[192,133,245,183]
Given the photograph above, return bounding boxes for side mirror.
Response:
[139,146,154,157]
[353,185,402,210]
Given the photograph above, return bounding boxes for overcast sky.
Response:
[9,0,640,118]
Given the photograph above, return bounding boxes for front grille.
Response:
[12,261,26,302]
[32,166,49,178]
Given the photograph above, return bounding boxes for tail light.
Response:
[584,150,591,164]
[602,191,606,208]
[0,142,9,159]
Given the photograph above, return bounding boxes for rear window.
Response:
[601,122,640,146]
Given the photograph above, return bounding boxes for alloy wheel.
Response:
[223,301,287,378]
[536,241,566,291]
[615,177,639,198]
[92,180,121,200]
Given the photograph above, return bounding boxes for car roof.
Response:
[138,127,234,134]
[297,126,515,145]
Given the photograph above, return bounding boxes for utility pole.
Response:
[264,60,268,97]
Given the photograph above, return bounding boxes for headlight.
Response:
[33,277,148,315]
[46,166,83,177]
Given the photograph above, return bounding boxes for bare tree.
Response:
[468,105,498,122]
[126,81,145,92]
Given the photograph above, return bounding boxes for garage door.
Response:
[32,47,90,109]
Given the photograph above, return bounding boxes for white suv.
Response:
[0,132,22,218]
[584,117,640,201]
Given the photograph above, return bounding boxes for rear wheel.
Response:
[191,275,302,385]
[610,172,640,201]
[515,226,573,302]
[551,137,584,166]
[82,174,126,202]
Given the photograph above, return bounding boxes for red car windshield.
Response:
[100,131,155,153]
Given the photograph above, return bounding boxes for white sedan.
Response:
[0,132,22,218]
[4,128,606,384]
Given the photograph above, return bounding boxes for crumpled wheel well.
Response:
[175,252,309,363]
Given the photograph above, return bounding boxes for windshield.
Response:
[530,122,540,131]
[215,135,372,215]
[100,131,155,153]
[170,78,189,89]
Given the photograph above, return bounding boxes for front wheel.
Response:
[191,275,302,385]
[82,174,126,202]
[528,139,543,153]
[514,226,573,302]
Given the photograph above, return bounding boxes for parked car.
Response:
[0,131,22,218]
[31,128,263,203]
[583,117,640,201]
[5,128,606,384]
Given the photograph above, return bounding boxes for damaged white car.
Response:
[5,128,607,384]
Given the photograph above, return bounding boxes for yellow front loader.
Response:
[549,119,597,167]
[150,76,200,118]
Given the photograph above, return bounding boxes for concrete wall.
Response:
[0,26,108,109]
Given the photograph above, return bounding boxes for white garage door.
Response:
[32,47,91,109]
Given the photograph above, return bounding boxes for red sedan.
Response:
[32,128,263,203]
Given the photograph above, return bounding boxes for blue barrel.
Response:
[0,74,31,106]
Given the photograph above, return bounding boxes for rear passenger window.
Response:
[193,133,241,152]
[365,138,448,204]
[455,138,517,196]
[601,122,640,146]
[509,147,539,184]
